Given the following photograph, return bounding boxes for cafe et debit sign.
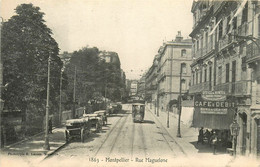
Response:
[193,91,237,129]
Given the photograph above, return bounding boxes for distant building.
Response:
[145,55,159,111]
[157,31,192,113]
[99,51,121,67]
[137,74,146,99]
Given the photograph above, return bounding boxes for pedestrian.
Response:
[197,127,204,144]
[48,117,52,134]
[211,131,218,154]
[204,129,211,144]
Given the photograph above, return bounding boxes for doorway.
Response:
[257,119,260,156]
[239,113,247,155]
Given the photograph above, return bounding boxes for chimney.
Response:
[175,31,183,42]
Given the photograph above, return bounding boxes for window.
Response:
[232,17,237,30]
[242,2,248,24]
[227,16,231,33]
[226,63,230,83]
[181,79,186,91]
[204,68,207,82]
[209,66,212,90]
[181,49,187,57]
[192,72,195,85]
[219,20,223,39]
[200,70,202,83]
[181,63,187,74]
[197,40,199,51]
[218,66,222,84]
[196,71,198,84]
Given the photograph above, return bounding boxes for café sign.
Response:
[194,91,237,115]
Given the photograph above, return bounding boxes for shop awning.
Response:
[192,107,235,130]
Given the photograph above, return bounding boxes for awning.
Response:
[192,107,235,130]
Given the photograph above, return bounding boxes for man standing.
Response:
[197,127,204,144]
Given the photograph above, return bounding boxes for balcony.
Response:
[218,32,236,52]
[246,40,260,64]
[214,80,251,96]
[237,22,248,37]
[189,82,211,94]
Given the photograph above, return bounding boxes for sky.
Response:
[1,0,193,80]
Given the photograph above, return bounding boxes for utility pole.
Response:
[177,63,183,138]
[167,51,173,128]
[72,66,76,119]
[43,54,51,150]
[59,68,63,126]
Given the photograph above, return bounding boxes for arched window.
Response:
[181,49,187,57]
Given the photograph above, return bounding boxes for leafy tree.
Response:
[1,4,62,134]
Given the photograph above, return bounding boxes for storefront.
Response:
[192,91,237,150]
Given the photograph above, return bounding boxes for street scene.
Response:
[1,0,260,167]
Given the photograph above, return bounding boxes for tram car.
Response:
[132,103,145,123]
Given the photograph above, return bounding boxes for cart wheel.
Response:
[81,129,85,143]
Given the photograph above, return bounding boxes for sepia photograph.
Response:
[0,0,260,166]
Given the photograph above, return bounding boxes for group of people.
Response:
[197,127,220,154]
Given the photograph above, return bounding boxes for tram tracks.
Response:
[108,113,130,155]
[148,110,187,157]
[94,111,130,157]
[93,112,127,157]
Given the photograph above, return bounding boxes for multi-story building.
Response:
[157,31,192,113]
[127,80,138,96]
[137,74,146,99]
[99,51,121,65]
[189,0,260,157]
[145,55,159,111]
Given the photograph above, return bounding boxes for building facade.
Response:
[157,31,192,113]
[145,55,159,112]
[189,0,260,157]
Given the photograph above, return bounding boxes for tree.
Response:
[1,3,62,134]
[64,47,101,109]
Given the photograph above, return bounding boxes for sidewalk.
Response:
[0,126,66,164]
[147,107,235,166]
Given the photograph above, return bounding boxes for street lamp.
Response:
[43,54,51,150]
[59,66,65,126]
[177,63,184,138]
[230,118,240,157]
